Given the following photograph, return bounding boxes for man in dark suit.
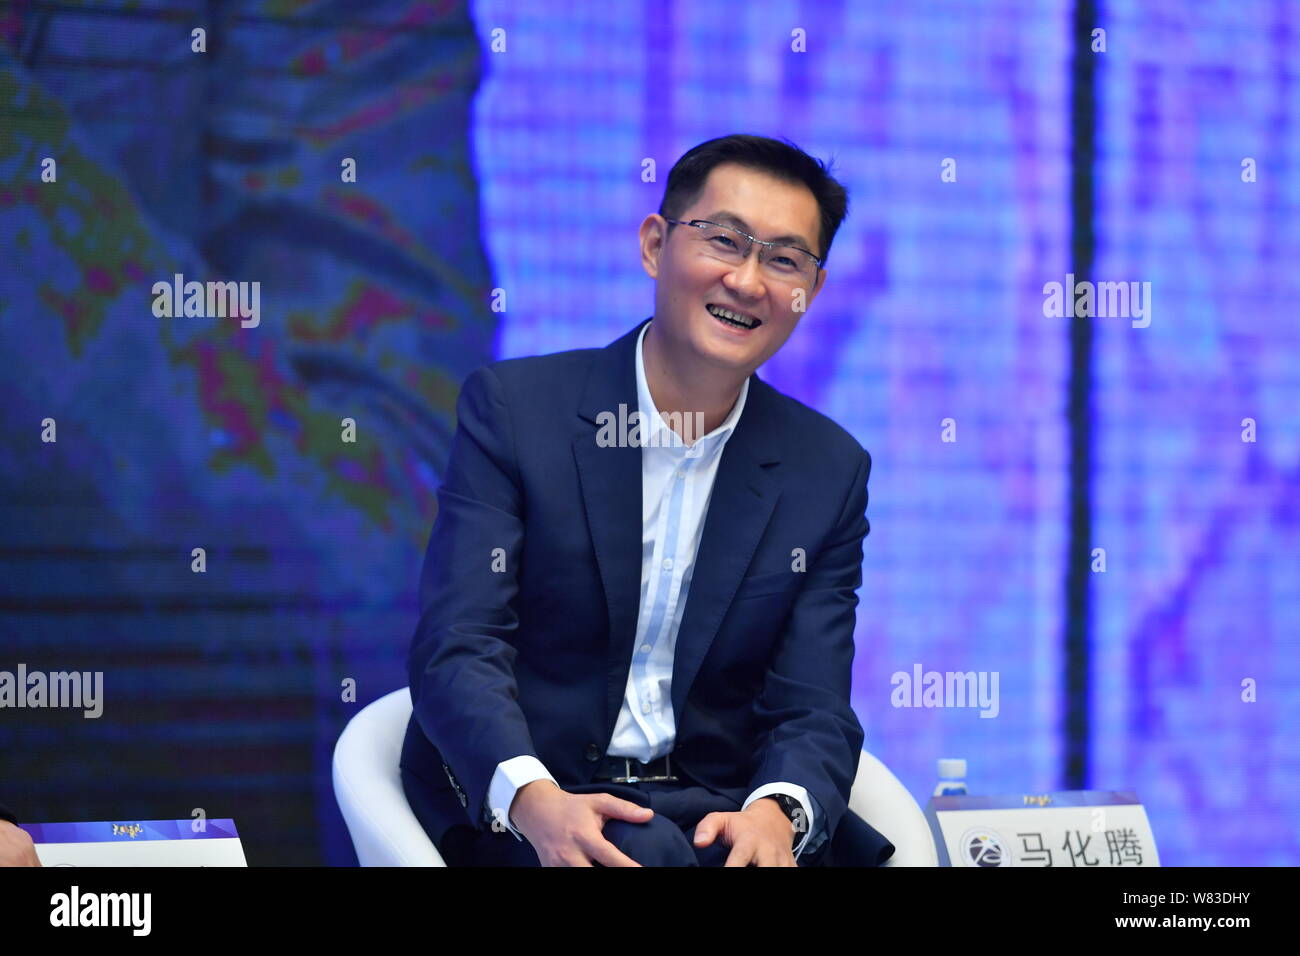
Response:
[400,133,894,867]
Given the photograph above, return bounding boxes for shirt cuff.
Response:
[487,756,557,842]
[742,782,816,859]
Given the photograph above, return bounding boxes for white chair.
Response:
[849,749,940,866]
[333,687,937,866]
[333,687,445,866]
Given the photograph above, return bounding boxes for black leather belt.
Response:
[593,752,678,783]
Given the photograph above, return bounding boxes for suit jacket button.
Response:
[585,743,601,762]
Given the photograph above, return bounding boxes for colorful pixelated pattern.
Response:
[0,0,494,864]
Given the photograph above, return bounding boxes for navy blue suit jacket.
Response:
[401,317,888,863]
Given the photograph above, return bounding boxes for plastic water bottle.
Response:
[933,758,968,796]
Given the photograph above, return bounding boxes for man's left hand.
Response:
[692,797,796,867]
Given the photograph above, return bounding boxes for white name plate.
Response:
[22,819,247,866]
[925,790,1159,867]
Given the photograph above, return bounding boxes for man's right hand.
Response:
[509,779,653,866]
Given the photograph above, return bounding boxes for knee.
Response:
[601,815,697,867]
[683,824,732,867]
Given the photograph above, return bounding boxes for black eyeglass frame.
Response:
[662,217,824,278]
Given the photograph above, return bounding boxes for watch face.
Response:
[779,798,802,850]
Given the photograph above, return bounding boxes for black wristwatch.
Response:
[768,794,803,848]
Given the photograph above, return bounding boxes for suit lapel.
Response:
[574,320,651,737]
[573,318,784,741]
[669,410,781,719]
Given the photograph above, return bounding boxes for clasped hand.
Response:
[510,780,796,867]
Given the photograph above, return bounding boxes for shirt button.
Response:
[641,702,651,713]
[640,643,652,653]
[662,558,673,570]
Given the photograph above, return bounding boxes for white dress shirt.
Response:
[485,320,822,859]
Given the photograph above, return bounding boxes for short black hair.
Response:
[658,133,849,266]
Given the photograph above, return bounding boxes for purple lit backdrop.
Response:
[1089,0,1300,865]
[474,0,1298,865]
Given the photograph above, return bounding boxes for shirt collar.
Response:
[635,319,749,453]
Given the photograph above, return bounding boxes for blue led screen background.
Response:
[0,0,1295,865]
[1088,0,1300,865]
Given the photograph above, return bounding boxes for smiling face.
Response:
[640,162,828,378]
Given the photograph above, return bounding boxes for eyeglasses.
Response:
[663,218,822,286]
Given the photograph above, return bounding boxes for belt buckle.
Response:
[611,754,678,784]
[611,758,639,784]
